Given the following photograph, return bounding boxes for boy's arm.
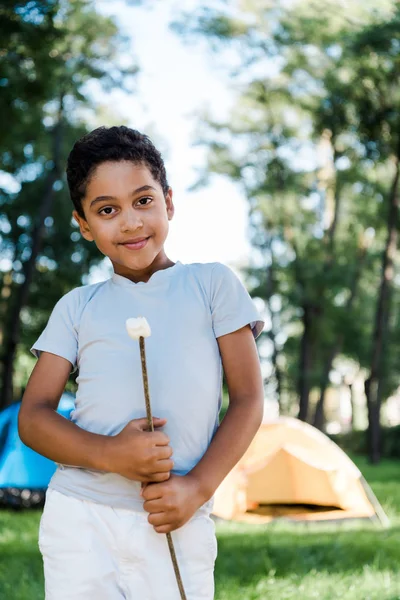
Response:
[189,324,264,496]
[19,351,173,482]
[143,324,264,532]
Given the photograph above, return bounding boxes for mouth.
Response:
[120,237,150,251]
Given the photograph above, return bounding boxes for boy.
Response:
[19,125,264,599]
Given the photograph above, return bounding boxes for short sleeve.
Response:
[210,262,264,339]
[31,290,79,372]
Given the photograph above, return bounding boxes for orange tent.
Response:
[213,417,388,524]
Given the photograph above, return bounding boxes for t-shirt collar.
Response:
[111,261,182,288]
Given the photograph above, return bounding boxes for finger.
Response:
[155,446,173,460]
[152,417,167,429]
[130,417,167,432]
[143,498,165,513]
[130,418,154,431]
[154,524,173,534]
[151,431,170,446]
[148,511,170,527]
[142,482,165,500]
[152,472,171,483]
[142,471,171,486]
[153,458,174,472]
[147,456,173,474]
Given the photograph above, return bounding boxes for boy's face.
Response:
[73,161,174,280]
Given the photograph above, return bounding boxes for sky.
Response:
[90,2,273,391]
[92,0,253,280]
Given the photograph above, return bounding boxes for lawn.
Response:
[0,456,399,599]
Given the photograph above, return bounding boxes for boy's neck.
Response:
[112,255,175,284]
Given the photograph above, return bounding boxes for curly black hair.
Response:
[66,126,169,218]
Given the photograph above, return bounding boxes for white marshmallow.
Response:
[125,317,151,340]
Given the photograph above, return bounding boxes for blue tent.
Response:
[0,393,75,490]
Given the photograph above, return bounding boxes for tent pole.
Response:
[360,475,390,528]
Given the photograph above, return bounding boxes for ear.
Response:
[165,188,174,221]
[72,210,94,242]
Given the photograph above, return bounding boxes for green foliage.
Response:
[331,426,400,459]
[0,1,138,399]
[0,1,60,166]
[174,0,400,422]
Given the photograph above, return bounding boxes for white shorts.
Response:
[39,489,217,599]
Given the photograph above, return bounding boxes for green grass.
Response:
[0,509,43,599]
[1,456,400,599]
[214,457,400,600]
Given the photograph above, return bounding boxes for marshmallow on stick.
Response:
[126,317,151,340]
[125,317,187,600]
[126,317,153,432]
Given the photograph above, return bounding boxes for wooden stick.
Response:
[139,337,187,600]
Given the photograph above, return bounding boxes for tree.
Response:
[347,13,400,461]
[0,0,138,407]
[173,0,400,461]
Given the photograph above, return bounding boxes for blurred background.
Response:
[2,0,400,460]
[1,1,400,598]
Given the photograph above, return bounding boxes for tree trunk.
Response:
[310,139,340,427]
[365,378,381,464]
[264,256,283,411]
[0,110,63,409]
[312,239,367,429]
[270,333,283,410]
[365,157,399,463]
[298,303,313,421]
[348,382,355,429]
[313,345,338,430]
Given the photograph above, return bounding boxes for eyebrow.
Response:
[89,185,157,208]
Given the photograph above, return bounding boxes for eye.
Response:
[136,196,152,207]
[98,206,116,216]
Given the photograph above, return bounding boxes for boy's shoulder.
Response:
[55,279,109,311]
[181,262,239,304]
[183,261,237,287]
[184,261,232,279]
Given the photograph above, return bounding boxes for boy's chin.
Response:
[110,257,157,273]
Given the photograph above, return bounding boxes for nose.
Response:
[120,208,143,233]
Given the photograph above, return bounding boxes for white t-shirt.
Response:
[31,261,264,511]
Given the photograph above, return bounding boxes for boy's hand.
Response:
[142,473,205,533]
[106,417,173,482]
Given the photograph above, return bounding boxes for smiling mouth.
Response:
[120,237,150,250]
